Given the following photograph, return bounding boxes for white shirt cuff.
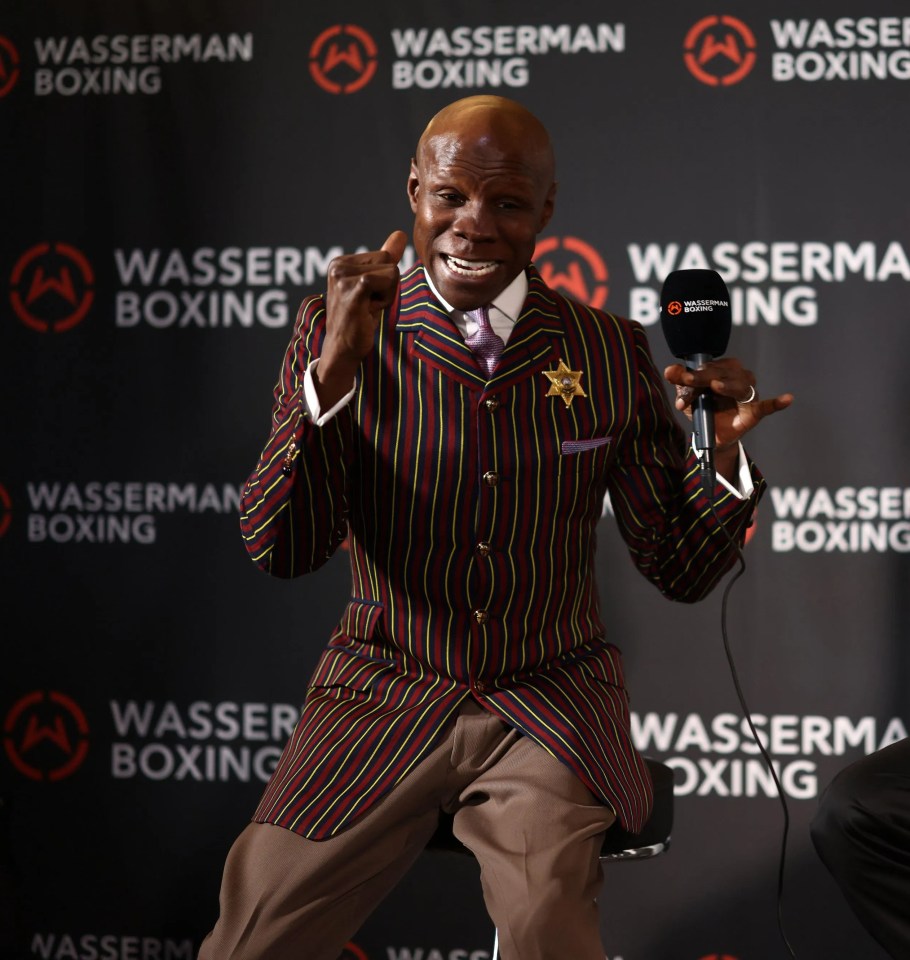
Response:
[303,358,357,426]
[692,437,754,500]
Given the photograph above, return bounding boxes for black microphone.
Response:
[659,269,732,489]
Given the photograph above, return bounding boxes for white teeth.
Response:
[445,255,497,277]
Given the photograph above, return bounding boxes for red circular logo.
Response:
[534,236,609,309]
[309,25,378,94]
[0,484,11,539]
[0,36,20,98]
[4,691,91,781]
[9,242,95,333]
[684,16,757,86]
[667,300,683,316]
[340,944,369,960]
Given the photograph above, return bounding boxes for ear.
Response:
[536,181,558,232]
[407,159,420,214]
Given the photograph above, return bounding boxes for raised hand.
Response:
[314,230,408,408]
[664,357,793,480]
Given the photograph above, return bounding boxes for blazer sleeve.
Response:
[239,294,355,578]
[607,321,765,603]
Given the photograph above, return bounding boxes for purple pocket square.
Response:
[561,437,613,455]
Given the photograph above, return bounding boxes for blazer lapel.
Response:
[395,264,566,391]
[395,265,486,388]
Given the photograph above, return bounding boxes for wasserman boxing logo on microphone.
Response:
[679,298,729,312]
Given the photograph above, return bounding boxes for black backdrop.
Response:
[3,2,910,959]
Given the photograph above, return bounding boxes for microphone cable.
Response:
[708,488,799,959]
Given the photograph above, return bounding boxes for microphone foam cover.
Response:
[659,268,732,359]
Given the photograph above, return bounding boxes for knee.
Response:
[811,758,882,866]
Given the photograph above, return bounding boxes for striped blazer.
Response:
[240,264,764,839]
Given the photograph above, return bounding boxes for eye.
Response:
[497,197,529,212]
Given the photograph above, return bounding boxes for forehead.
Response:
[419,130,545,189]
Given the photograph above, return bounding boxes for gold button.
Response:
[483,471,499,487]
[476,541,491,557]
[485,397,500,411]
[473,609,489,624]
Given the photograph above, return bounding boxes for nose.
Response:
[453,200,496,243]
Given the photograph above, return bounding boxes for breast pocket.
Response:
[561,436,613,455]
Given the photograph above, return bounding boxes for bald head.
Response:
[416,96,556,187]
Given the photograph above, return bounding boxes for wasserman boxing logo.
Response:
[25,480,241,544]
[0,483,11,538]
[340,944,369,960]
[627,240,910,327]
[110,699,300,783]
[309,25,378,94]
[534,236,609,309]
[390,22,625,90]
[10,242,95,333]
[684,16,910,85]
[31,933,194,960]
[30,32,253,96]
[684,16,757,86]
[633,710,907,799]
[771,485,910,553]
[113,244,417,329]
[676,298,729,313]
[772,17,910,82]
[4,691,90,781]
[0,35,21,96]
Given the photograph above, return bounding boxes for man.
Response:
[811,740,910,958]
[200,95,791,960]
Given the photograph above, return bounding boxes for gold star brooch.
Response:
[543,359,587,408]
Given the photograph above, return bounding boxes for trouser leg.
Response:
[452,736,616,960]
[198,807,437,960]
[199,702,516,960]
[811,739,910,960]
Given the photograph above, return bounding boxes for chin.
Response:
[432,264,508,311]
[442,284,494,312]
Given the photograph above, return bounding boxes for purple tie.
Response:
[464,305,504,377]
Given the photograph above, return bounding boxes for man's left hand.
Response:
[664,357,793,478]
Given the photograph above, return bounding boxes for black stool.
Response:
[425,758,674,958]
[600,757,674,861]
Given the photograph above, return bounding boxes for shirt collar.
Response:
[422,265,528,326]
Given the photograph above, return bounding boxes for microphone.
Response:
[659,269,732,489]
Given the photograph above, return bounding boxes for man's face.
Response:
[407,125,555,311]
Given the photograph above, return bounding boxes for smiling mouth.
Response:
[442,254,498,278]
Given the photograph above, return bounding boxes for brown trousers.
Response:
[198,701,615,960]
